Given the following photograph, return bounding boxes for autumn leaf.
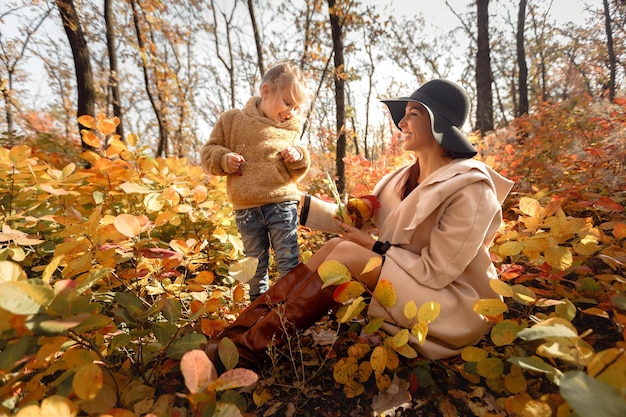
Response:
[333,281,366,303]
[181,349,217,393]
[473,298,508,316]
[372,279,396,307]
[417,301,440,323]
[361,256,382,274]
[370,345,387,374]
[73,363,103,400]
[228,257,258,283]
[318,260,352,288]
[113,214,141,238]
[81,129,101,148]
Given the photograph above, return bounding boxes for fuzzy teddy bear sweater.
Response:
[200,97,311,210]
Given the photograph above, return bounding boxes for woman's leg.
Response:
[305,238,383,291]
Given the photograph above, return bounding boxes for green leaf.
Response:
[363,316,384,334]
[151,322,177,345]
[218,337,239,371]
[517,323,578,341]
[25,313,91,336]
[0,336,33,370]
[508,356,562,383]
[166,333,207,360]
[560,371,626,417]
[159,296,182,323]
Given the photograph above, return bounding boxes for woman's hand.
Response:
[338,222,375,250]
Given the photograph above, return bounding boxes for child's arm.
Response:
[201,115,245,175]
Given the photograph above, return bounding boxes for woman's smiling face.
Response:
[398,101,436,152]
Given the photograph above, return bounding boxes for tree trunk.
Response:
[475,0,493,133]
[602,0,616,101]
[328,0,346,193]
[104,0,124,139]
[130,0,169,157]
[56,0,96,148]
[247,0,265,76]
[516,0,528,116]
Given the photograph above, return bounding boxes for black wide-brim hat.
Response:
[381,79,477,157]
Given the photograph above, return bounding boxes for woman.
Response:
[204,79,514,370]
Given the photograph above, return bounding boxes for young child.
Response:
[200,62,311,301]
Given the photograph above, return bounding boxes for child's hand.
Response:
[228,154,245,175]
[280,146,302,163]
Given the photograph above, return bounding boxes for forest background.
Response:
[1,0,626,416]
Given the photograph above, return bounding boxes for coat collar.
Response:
[375,159,513,244]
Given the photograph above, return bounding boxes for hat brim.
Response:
[382,98,477,157]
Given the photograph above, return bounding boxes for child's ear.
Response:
[260,83,270,97]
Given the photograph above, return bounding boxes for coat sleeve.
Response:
[385,181,501,290]
[200,114,235,176]
[299,194,341,234]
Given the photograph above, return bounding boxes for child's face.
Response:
[258,83,300,123]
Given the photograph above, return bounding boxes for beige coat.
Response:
[302,159,514,360]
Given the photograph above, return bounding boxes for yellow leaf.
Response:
[499,241,523,257]
[572,235,599,256]
[519,197,542,217]
[228,257,259,283]
[347,343,370,359]
[375,372,391,391]
[361,256,382,274]
[370,345,387,374]
[343,380,365,398]
[358,361,373,382]
[394,343,418,359]
[417,301,440,323]
[106,136,127,157]
[476,357,504,379]
[114,214,141,238]
[391,329,409,348]
[504,365,527,394]
[461,346,489,362]
[489,279,514,297]
[411,321,428,345]
[333,357,358,384]
[144,193,165,212]
[403,300,417,320]
[127,133,139,147]
[490,319,523,346]
[0,260,26,282]
[193,185,208,203]
[318,260,352,288]
[473,298,508,316]
[81,130,101,148]
[155,210,177,227]
[373,279,396,308]
[545,246,572,271]
[511,284,537,305]
[42,255,64,284]
[338,297,366,323]
[73,363,103,400]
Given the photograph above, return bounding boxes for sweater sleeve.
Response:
[200,114,234,176]
[283,144,311,182]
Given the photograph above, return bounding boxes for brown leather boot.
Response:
[204,263,335,371]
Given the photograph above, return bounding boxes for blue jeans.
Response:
[234,201,300,297]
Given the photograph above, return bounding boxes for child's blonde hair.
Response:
[261,62,310,106]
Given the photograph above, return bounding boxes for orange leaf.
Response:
[113,214,141,238]
[333,281,365,303]
[195,270,215,285]
[613,223,626,239]
[78,115,97,129]
[81,130,102,149]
